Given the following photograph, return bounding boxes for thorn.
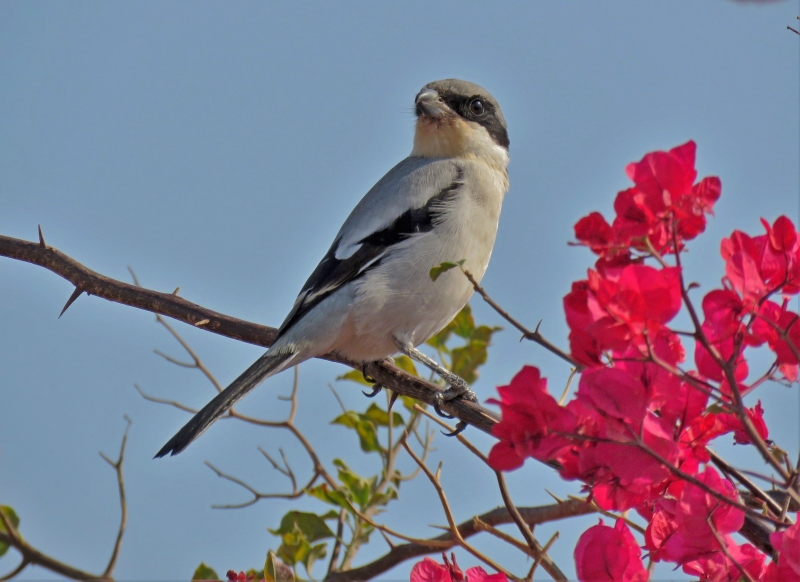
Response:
[388,391,399,413]
[59,287,84,318]
[534,319,543,334]
[172,287,180,295]
[544,489,565,504]
[194,319,210,327]
[37,225,47,248]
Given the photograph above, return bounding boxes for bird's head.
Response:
[411,79,509,167]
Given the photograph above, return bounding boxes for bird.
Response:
[156,78,510,457]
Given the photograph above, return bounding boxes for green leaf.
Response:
[369,486,399,508]
[356,419,381,452]
[429,259,465,282]
[364,403,404,427]
[450,335,497,385]
[336,369,373,386]
[331,411,359,429]
[269,511,335,569]
[334,460,374,508]
[306,484,350,508]
[450,303,476,339]
[191,563,219,581]
[332,411,382,453]
[705,403,727,414]
[264,551,294,582]
[304,542,328,574]
[269,511,335,543]
[0,506,20,559]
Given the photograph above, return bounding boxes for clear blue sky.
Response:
[1,2,798,580]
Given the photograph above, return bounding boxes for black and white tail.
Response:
[155,349,298,457]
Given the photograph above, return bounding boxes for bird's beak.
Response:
[415,89,450,118]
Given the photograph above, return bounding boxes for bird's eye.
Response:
[469,99,485,116]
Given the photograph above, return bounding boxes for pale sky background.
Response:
[1,2,798,581]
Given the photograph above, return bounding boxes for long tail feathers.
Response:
[154,349,298,458]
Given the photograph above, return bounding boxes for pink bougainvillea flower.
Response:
[410,558,452,582]
[646,468,743,566]
[574,519,648,582]
[683,540,766,582]
[763,518,800,581]
[409,554,507,582]
[487,366,577,470]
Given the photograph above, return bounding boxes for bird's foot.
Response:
[431,378,477,424]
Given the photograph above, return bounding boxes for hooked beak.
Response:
[415,89,450,118]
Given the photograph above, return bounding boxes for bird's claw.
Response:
[361,363,377,385]
[362,384,383,398]
[442,421,468,437]
[431,382,477,420]
[432,393,456,418]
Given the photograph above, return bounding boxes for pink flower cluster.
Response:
[410,554,507,582]
[484,142,799,581]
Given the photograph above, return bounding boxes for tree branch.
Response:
[323,500,594,582]
[0,232,499,435]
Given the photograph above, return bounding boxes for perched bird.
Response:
[156,79,510,457]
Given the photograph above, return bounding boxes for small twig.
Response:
[566,495,645,535]
[530,531,560,581]
[709,450,787,521]
[496,472,568,581]
[401,433,514,578]
[558,368,578,405]
[707,511,757,582]
[99,416,132,578]
[327,509,347,576]
[462,269,583,370]
[0,557,30,581]
[670,223,791,482]
[324,500,595,582]
[0,510,102,580]
[135,383,198,414]
[204,461,318,509]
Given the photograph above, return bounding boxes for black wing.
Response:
[276,169,463,338]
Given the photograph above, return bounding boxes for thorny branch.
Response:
[0,232,499,435]
[462,269,583,370]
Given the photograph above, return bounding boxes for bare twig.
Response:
[496,472,568,581]
[0,557,30,582]
[709,450,788,522]
[669,224,791,483]
[707,512,757,582]
[99,417,132,578]
[401,434,514,578]
[327,510,347,576]
[324,499,594,582]
[462,269,583,369]
[204,461,318,509]
[0,421,136,582]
